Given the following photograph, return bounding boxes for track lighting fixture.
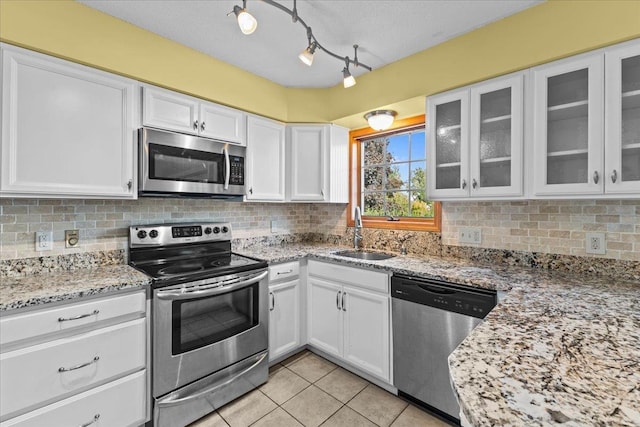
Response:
[229,0,372,88]
[364,110,398,131]
[231,0,257,35]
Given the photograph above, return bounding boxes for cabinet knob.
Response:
[193,120,199,131]
[127,179,132,190]
[79,414,100,427]
[249,187,253,195]
[472,179,478,189]
[593,170,599,184]
[201,121,206,132]
[611,169,618,183]
[461,179,467,189]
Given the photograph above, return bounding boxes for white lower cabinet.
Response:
[268,262,301,361]
[0,291,147,425]
[307,260,390,382]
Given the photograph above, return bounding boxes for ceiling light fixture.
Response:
[229,0,372,88]
[364,110,398,131]
[231,0,258,35]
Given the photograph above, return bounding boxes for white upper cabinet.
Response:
[246,115,285,201]
[604,40,640,194]
[286,124,349,203]
[427,73,524,200]
[532,52,604,196]
[142,86,246,145]
[288,125,327,201]
[0,45,137,199]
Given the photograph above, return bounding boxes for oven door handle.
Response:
[156,270,268,300]
[155,351,268,408]
[223,145,230,190]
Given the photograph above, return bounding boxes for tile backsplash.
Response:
[1,198,638,262]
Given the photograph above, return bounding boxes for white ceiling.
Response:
[78,0,543,88]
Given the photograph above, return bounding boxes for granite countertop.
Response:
[239,243,640,426]
[0,265,151,312]
[2,243,638,425]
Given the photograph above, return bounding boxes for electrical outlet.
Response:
[459,227,482,244]
[35,231,53,251]
[585,232,606,255]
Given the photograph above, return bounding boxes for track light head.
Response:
[299,42,317,66]
[343,66,356,88]
[232,2,257,35]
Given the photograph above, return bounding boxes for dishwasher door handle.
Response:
[417,284,457,295]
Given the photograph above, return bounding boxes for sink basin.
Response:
[333,250,396,261]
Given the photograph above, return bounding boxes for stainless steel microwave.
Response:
[139,127,245,199]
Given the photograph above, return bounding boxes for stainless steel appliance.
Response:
[129,222,268,427]
[392,274,496,424]
[139,127,246,199]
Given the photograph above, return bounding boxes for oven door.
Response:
[139,127,245,197]
[153,269,268,397]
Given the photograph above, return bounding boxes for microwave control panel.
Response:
[229,156,244,185]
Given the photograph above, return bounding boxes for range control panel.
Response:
[129,222,232,247]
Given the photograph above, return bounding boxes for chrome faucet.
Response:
[354,206,363,250]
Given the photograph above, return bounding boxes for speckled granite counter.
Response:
[239,243,640,426]
[0,265,151,312]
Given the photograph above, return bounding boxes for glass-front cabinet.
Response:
[427,73,523,199]
[532,53,604,196]
[604,41,640,194]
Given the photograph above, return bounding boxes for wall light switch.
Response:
[65,229,80,248]
[35,231,53,251]
[585,232,606,255]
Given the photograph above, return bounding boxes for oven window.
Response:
[172,283,259,355]
[149,143,223,183]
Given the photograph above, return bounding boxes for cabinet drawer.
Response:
[269,261,300,282]
[1,370,146,427]
[308,260,388,293]
[0,318,145,419]
[0,291,146,346]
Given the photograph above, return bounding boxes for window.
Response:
[348,115,441,231]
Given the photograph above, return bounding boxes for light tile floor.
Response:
[189,350,451,427]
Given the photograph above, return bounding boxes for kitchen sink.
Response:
[333,250,396,260]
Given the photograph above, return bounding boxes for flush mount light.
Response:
[231,0,257,35]
[229,0,372,88]
[365,110,398,131]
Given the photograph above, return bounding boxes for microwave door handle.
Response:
[223,146,230,190]
[156,270,268,301]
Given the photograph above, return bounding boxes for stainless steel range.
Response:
[129,222,269,427]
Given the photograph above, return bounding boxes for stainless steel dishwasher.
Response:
[392,274,496,423]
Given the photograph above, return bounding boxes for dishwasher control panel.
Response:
[391,275,496,319]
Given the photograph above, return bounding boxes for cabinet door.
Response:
[142,86,198,135]
[289,125,327,201]
[1,47,136,198]
[532,53,604,196]
[469,74,524,197]
[307,277,342,358]
[246,116,285,201]
[199,102,246,145]
[427,89,470,198]
[604,40,640,194]
[341,286,390,382]
[268,279,300,361]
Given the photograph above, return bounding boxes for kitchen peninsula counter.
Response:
[240,243,640,426]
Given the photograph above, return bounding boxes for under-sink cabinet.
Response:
[0,291,147,427]
[307,260,390,382]
[268,261,302,362]
[142,85,246,145]
[0,44,137,199]
[532,39,639,197]
[427,72,524,200]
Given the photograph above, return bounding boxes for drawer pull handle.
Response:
[342,292,347,311]
[269,292,275,311]
[58,310,99,322]
[276,270,293,275]
[58,356,100,372]
[79,414,100,427]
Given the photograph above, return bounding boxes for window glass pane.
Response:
[411,131,426,160]
[387,134,409,162]
[364,193,385,216]
[363,167,384,191]
[386,192,410,217]
[409,162,426,192]
[386,163,408,190]
[363,139,388,166]
[410,192,434,218]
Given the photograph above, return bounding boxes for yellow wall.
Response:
[1,0,639,128]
